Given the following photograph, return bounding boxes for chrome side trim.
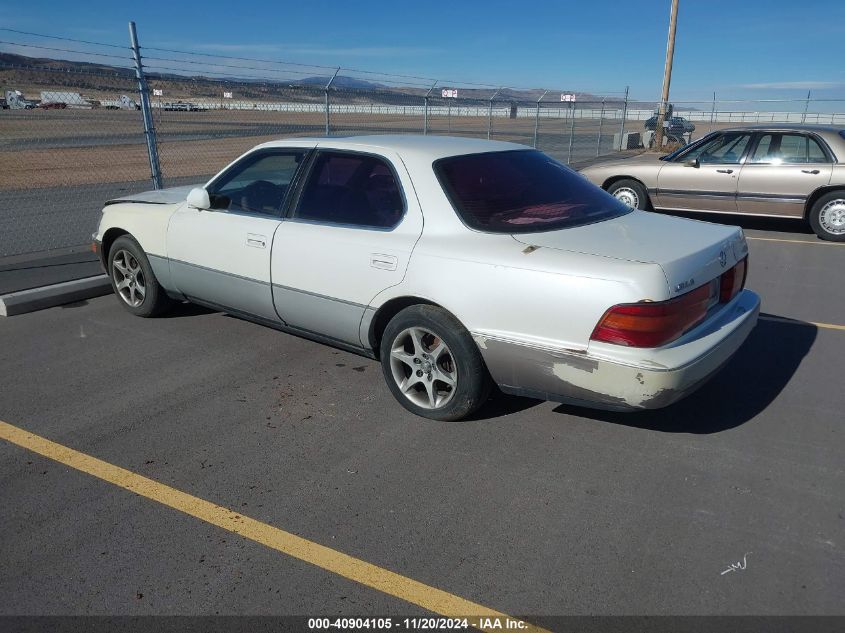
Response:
[272,282,367,310]
[169,257,269,286]
[655,189,807,203]
[169,259,279,323]
[656,206,805,219]
[657,189,736,199]
[272,284,365,346]
[735,194,806,203]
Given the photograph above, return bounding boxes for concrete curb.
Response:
[0,275,112,317]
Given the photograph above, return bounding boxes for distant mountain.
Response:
[0,51,661,109]
[297,75,385,90]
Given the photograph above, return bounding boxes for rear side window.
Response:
[295,152,404,228]
[434,150,631,234]
[749,133,829,164]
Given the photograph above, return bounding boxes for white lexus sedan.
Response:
[93,135,760,421]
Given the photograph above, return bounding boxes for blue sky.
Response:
[2,0,844,104]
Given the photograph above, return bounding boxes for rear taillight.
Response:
[592,256,749,349]
[719,257,747,303]
[591,284,711,348]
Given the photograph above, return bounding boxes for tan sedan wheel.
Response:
[607,179,650,210]
[809,191,845,242]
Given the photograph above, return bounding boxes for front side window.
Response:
[679,132,752,164]
[295,152,404,228]
[434,150,632,234]
[208,151,306,215]
[749,133,828,164]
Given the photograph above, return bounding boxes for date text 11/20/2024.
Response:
[307,617,531,630]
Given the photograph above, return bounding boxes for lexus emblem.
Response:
[719,250,727,268]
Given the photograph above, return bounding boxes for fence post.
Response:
[325,67,340,136]
[618,86,629,150]
[424,81,437,135]
[487,87,502,140]
[802,90,811,124]
[596,97,606,157]
[533,90,548,149]
[128,21,162,190]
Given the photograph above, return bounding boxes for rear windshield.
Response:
[434,150,632,233]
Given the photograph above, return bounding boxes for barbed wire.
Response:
[0,40,133,62]
[0,26,624,96]
[7,27,842,104]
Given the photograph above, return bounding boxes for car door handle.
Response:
[246,233,266,249]
[370,253,398,271]
[802,169,820,174]
[716,169,734,174]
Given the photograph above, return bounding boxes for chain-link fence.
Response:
[0,67,153,258]
[3,27,845,261]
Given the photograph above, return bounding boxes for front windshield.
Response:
[434,150,632,234]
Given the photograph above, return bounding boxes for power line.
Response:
[0,27,636,97]
[0,27,127,49]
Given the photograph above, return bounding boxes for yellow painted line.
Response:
[0,419,548,633]
[747,236,844,246]
[759,314,845,331]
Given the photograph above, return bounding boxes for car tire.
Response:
[808,191,845,242]
[379,305,492,421]
[607,179,651,210]
[107,235,173,317]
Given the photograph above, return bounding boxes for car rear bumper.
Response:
[477,289,761,411]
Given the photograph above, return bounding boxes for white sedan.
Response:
[93,135,760,421]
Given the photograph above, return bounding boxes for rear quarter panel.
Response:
[372,231,670,353]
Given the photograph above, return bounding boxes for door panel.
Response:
[736,133,833,217]
[736,164,832,217]
[167,207,282,321]
[167,148,311,321]
[656,162,740,212]
[271,149,423,347]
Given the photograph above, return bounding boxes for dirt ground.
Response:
[0,107,732,189]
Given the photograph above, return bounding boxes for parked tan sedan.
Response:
[580,124,845,241]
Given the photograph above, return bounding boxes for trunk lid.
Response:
[511,210,748,297]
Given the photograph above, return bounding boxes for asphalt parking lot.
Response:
[0,215,843,628]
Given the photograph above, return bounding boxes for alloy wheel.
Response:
[112,249,146,308]
[389,327,457,410]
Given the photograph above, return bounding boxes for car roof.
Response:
[254,134,530,161]
[719,123,844,134]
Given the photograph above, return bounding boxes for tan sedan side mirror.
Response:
[684,158,700,168]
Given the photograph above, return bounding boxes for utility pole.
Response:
[654,0,679,150]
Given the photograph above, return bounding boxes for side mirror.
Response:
[684,158,700,168]
[187,187,211,209]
